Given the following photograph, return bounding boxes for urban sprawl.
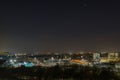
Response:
[0,51,120,71]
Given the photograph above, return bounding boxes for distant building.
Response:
[100,52,108,58]
[0,52,9,60]
[108,53,119,58]
[93,53,100,62]
[107,53,120,62]
[0,52,9,56]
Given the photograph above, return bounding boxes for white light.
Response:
[14,60,17,62]
[24,62,27,64]
[10,59,13,62]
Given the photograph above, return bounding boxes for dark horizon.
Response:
[1,0,120,53]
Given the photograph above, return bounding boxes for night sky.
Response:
[1,0,120,53]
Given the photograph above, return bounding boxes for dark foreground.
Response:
[0,65,120,80]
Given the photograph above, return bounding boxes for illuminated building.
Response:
[93,53,100,62]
